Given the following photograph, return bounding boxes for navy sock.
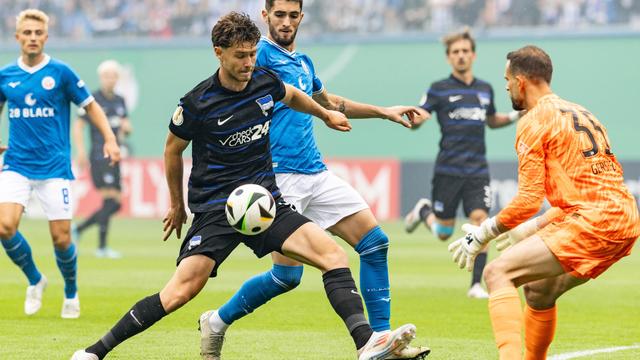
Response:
[472,252,488,285]
[323,268,373,349]
[78,198,120,234]
[1,231,42,285]
[354,226,390,332]
[87,293,167,359]
[218,264,303,325]
[98,221,109,249]
[54,242,77,298]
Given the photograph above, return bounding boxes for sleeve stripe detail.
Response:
[78,95,95,109]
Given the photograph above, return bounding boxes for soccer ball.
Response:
[225,184,276,235]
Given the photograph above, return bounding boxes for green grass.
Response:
[1,219,638,359]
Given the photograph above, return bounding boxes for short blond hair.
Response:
[16,9,49,31]
[97,60,122,76]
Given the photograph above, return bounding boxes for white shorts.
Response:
[0,171,73,221]
[276,170,369,230]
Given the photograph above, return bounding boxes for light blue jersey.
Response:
[0,54,93,179]
[256,37,326,174]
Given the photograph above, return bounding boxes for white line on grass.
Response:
[548,344,640,359]
[318,45,358,84]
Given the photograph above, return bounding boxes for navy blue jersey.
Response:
[169,67,286,213]
[80,90,128,160]
[419,74,496,177]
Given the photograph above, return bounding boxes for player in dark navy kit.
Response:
[404,29,522,299]
[71,12,418,360]
[73,60,131,259]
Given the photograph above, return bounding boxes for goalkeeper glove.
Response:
[448,217,501,271]
[494,216,541,252]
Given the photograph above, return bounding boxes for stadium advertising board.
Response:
[19,159,639,220]
[67,158,401,220]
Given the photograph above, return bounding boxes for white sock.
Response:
[208,310,230,333]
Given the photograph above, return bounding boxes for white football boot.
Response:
[25,274,47,315]
[403,199,432,233]
[199,310,225,360]
[70,350,98,360]
[467,283,489,299]
[387,344,431,359]
[357,324,416,360]
[61,294,81,319]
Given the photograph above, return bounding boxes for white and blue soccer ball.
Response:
[225,184,276,235]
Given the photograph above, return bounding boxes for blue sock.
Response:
[218,264,303,325]
[55,242,78,299]
[355,226,391,332]
[1,231,42,285]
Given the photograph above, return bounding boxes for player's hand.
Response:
[0,139,7,155]
[495,216,540,252]
[382,106,421,128]
[324,110,352,132]
[448,235,484,272]
[162,205,188,241]
[447,218,501,271]
[411,109,431,128]
[493,233,512,252]
[103,138,121,166]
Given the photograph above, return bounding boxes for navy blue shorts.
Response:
[176,198,310,277]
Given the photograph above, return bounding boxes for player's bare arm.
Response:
[281,84,352,132]
[162,132,189,241]
[312,89,417,128]
[84,101,121,166]
[72,118,88,170]
[486,110,524,128]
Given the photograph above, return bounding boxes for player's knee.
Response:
[483,260,508,291]
[163,288,197,313]
[431,222,454,241]
[51,231,71,249]
[322,245,349,271]
[0,222,17,240]
[523,284,557,309]
[468,210,488,226]
[355,226,389,262]
[271,264,303,290]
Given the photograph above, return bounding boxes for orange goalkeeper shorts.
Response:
[538,214,638,279]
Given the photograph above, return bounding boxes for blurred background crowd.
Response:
[1,0,640,42]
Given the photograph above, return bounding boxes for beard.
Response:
[511,96,525,111]
[268,22,297,47]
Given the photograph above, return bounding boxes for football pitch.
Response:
[1,218,638,360]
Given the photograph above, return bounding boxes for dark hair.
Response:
[211,12,261,48]
[442,28,475,54]
[506,45,553,84]
[265,0,303,11]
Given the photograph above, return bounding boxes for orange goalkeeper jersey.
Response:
[497,94,640,240]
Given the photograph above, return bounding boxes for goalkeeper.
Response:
[448,45,640,360]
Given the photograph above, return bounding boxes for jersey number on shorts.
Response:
[62,188,70,205]
[562,109,612,158]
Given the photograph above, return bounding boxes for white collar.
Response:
[18,54,51,74]
[262,36,296,56]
